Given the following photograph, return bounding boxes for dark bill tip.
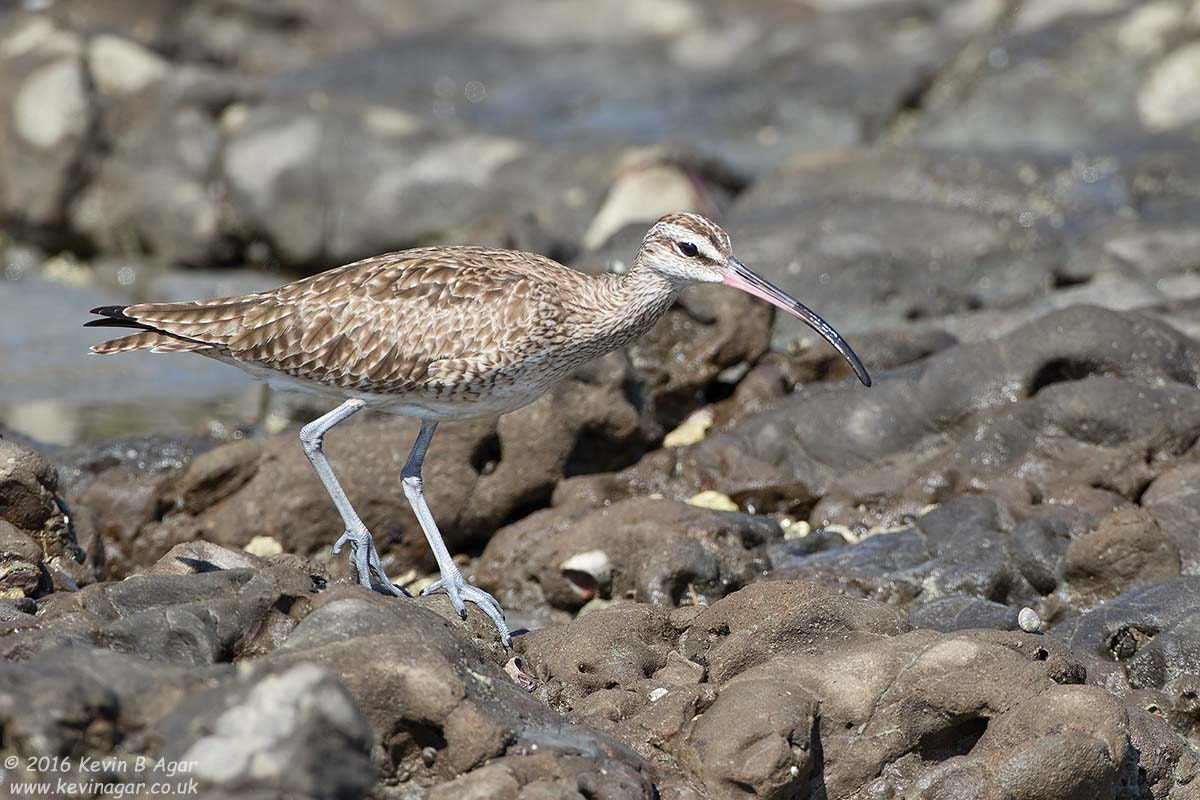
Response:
[725,258,872,387]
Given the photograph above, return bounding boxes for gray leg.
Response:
[401,421,511,646]
[300,399,407,597]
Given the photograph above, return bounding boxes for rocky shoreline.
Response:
[3,0,1200,797]
[5,299,1200,798]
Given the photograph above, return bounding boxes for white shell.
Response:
[559,549,612,586]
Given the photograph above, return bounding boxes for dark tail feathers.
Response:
[84,306,151,331]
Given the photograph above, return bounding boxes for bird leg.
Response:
[401,421,511,646]
[300,399,408,597]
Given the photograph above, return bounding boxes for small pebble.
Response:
[664,408,714,447]
[243,535,283,557]
[1018,607,1042,633]
[781,518,812,540]
[687,490,739,512]
[421,746,437,767]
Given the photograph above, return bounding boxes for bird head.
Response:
[637,212,871,387]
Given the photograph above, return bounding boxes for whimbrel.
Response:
[86,213,870,645]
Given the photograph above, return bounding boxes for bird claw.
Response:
[421,572,511,646]
[333,528,409,597]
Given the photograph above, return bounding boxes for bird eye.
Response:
[677,241,699,258]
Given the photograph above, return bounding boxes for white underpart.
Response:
[208,353,544,421]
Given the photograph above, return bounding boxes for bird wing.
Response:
[111,247,573,394]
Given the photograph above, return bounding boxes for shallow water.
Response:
[0,272,278,446]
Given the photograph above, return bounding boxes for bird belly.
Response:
[209,352,548,420]
[369,391,542,420]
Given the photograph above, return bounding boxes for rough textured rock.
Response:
[0,439,94,590]
[24,557,315,665]
[0,521,48,599]
[626,286,772,428]
[6,0,1200,796]
[267,587,653,795]
[728,144,1200,351]
[159,663,376,797]
[0,544,653,798]
[1062,508,1182,606]
[516,580,1194,800]
[558,307,1200,540]
[477,498,782,617]
[1051,578,1200,741]
[56,434,215,579]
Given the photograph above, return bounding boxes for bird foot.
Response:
[333,527,409,597]
[421,571,511,646]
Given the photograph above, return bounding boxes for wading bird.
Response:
[86,213,870,645]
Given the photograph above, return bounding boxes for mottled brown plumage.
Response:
[86,212,869,644]
[90,244,683,418]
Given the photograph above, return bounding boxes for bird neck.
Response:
[585,264,679,347]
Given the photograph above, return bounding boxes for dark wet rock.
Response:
[0,439,94,590]
[157,662,375,798]
[0,521,49,598]
[54,435,217,578]
[266,585,653,796]
[909,595,1021,633]
[771,496,1046,611]
[1050,578,1200,742]
[728,142,1200,351]
[560,307,1200,539]
[717,327,959,428]
[13,543,320,665]
[477,498,782,617]
[516,579,1192,800]
[770,494,1191,636]
[0,547,653,797]
[915,0,1200,153]
[627,286,772,428]
[55,428,218,493]
[71,466,173,578]
[1062,508,1181,607]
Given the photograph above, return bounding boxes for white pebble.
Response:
[1018,607,1042,633]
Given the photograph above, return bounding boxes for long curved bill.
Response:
[724,258,871,387]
